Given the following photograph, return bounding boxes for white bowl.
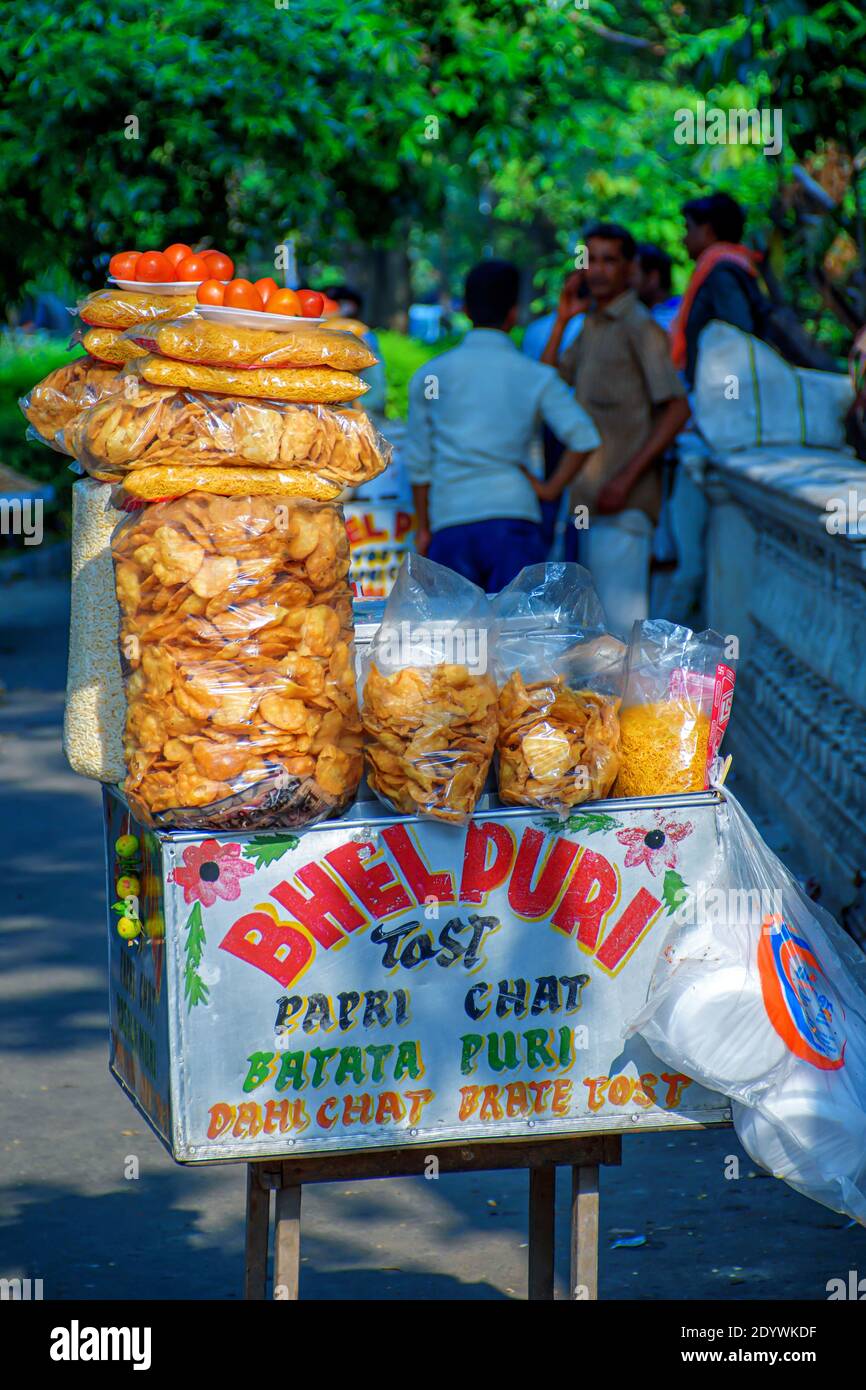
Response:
[108,278,218,295]
[196,304,325,331]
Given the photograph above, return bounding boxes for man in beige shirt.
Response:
[541,224,689,636]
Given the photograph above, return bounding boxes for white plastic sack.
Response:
[628,788,866,1224]
[693,321,852,454]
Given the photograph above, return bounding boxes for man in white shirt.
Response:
[406,260,600,591]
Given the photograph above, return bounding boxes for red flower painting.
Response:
[616,812,693,876]
[170,840,254,908]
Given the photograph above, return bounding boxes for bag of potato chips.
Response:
[111,491,362,831]
[361,554,497,824]
[491,563,625,815]
[123,317,378,372]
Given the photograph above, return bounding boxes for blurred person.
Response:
[323,282,387,416]
[406,259,599,591]
[633,244,681,334]
[522,268,590,551]
[673,193,762,387]
[545,224,690,638]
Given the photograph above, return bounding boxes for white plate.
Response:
[196,304,325,331]
[108,278,215,295]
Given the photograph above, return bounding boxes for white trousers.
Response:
[578,509,653,640]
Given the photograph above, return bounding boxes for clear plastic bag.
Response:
[361,554,497,823]
[111,492,362,831]
[126,317,377,372]
[77,287,198,329]
[124,353,369,403]
[613,619,736,798]
[19,356,122,455]
[628,789,866,1225]
[491,563,625,814]
[77,325,148,366]
[68,386,390,489]
[111,465,342,503]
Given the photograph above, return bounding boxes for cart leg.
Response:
[527,1166,556,1301]
[273,1177,302,1301]
[570,1164,599,1301]
[244,1164,270,1301]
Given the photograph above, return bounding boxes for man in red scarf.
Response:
[672,193,764,387]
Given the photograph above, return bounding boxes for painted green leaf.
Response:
[662,869,688,916]
[242,836,300,870]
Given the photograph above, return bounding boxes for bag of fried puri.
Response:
[126,316,377,372]
[124,352,369,403]
[491,563,625,814]
[361,554,497,824]
[19,355,123,455]
[111,491,362,831]
[68,386,391,491]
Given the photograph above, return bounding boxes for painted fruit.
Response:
[115,834,139,858]
[117,916,141,940]
[116,875,140,897]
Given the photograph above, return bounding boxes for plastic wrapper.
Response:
[19,356,121,455]
[64,479,127,783]
[126,353,369,403]
[111,492,362,831]
[613,620,736,798]
[628,789,866,1225]
[114,465,342,502]
[79,325,148,366]
[491,563,624,814]
[361,554,497,823]
[130,317,377,371]
[68,386,390,488]
[77,287,197,329]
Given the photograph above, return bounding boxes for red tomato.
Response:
[196,279,226,306]
[296,289,325,318]
[135,250,175,283]
[254,277,279,306]
[224,279,264,311]
[109,251,142,279]
[320,296,340,315]
[267,288,302,317]
[175,254,211,281]
[163,242,193,270]
[204,251,234,280]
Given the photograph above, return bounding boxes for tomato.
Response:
[163,242,193,270]
[320,296,340,315]
[204,250,235,280]
[254,277,279,306]
[267,288,302,317]
[296,289,325,318]
[196,278,226,306]
[135,250,175,283]
[224,279,264,311]
[175,254,211,281]
[109,251,142,279]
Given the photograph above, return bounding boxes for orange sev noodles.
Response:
[613,701,711,798]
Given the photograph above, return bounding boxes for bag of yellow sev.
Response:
[491,563,625,814]
[613,620,736,799]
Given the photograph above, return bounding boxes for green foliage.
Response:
[377,330,446,418]
[0,335,83,530]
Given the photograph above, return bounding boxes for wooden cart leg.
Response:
[273,1173,302,1301]
[244,1164,270,1301]
[527,1166,556,1301]
[570,1164,599,1300]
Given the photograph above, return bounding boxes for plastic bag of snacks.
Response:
[125,353,369,403]
[111,492,362,831]
[491,563,624,814]
[127,317,377,372]
[628,789,866,1225]
[64,479,127,783]
[19,356,122,454]
[68,387,390,489]
[112,465,343,502]
[78,326,148,366]
[612,620,736,798]
[77,287,197,329]
[361,554,497,824]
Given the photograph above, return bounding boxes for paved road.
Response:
[2,575,865,1300]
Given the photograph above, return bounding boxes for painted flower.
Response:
[616,812,693,876]
[170,839,254,908]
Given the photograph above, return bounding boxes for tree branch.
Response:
[579,19,666,56]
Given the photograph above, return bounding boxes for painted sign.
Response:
[344,503,414,598]
[104,790,731,1161]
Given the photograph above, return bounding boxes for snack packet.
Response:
[491,563,624,814]
[79,326,148,366]
[613,620,736,798]
[19,356,122,454]
[130,317,377,372]
[77,287,197,328]
[126,353,369,403]
[361,555,497,823]
[111,492,362,830]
